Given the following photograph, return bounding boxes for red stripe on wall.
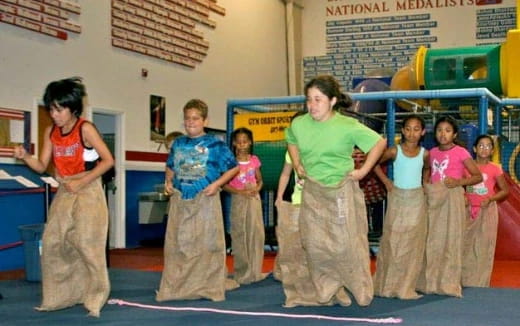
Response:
[0,148,14,158]
[0,108,25,119]
[125,151,168,162]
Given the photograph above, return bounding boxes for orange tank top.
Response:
[51,118,99,176]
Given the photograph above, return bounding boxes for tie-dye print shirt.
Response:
[167,134,237,199]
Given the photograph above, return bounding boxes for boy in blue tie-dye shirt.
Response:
[156,99,239,302]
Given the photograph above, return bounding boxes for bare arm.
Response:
[422,149,431,184]
[254,167,264,192]
[13,125,53,174]
[275,162,293,206]
[164,166,175,194]
[222,181,249,196]
[461,158,483,186]
[287,143,305,179]
[224,165,262,197]
[222,183,242,195]
[482,174,509,206]
[373,146,396,192]
[204,166,240,196]
[445,158,482,188]
[349,138,387,181]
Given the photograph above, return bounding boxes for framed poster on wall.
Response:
[0,107,31,157]
[150,95,165,141]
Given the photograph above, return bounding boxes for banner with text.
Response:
[234,111,298,142]
[302,0,517,91]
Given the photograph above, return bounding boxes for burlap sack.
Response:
[272,251,281,281]
[230,194,267,284]
[299,176,373,307]
[417,182,465,297]
[373,187,427,299]
[461,202,498,287]
[38,178,109,317]
[275,201,321,307]
[273,202,298,283]
[156,190,237,302]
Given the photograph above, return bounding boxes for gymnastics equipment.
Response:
[226,88,499,201]
[408,45,502,94]
[510,143,520,184]
[391,0,520,98]
[345,78,390,133]
[228,87,520,258]
[350,88,520,260]
[500,98,520,184]
[496,173,520,260]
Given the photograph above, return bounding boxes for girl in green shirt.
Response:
[285,75,386,307]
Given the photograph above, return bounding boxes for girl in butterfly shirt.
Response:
[417,116,482,298]
[462,135,508,287]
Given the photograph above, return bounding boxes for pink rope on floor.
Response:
[107,299,402,324]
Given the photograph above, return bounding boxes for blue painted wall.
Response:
[125,170,167,247]
[0,164,46,271]
[1,165,171,271]
[2,166,227,269]
[123,170,234,247]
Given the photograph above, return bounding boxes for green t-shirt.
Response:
[285,112,381,186]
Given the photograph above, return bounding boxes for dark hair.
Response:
[434,116,458,134]
[304,75,352,110]
[433,115,465,146]
[231,127,254,155]
[403,114,426,130]
[43,77,86,117]
[474,134,494,148]
[183,99,208,119]
[400,114,426,142]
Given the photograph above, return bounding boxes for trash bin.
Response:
[18,224,45,282]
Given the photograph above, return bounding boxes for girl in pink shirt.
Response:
[224,128,267,284]
[417,116,482,298]
[462,135,509,287]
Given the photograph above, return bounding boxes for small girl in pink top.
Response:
[417,116,482,298]
[462,135,509,287]
[224,128,267,284]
